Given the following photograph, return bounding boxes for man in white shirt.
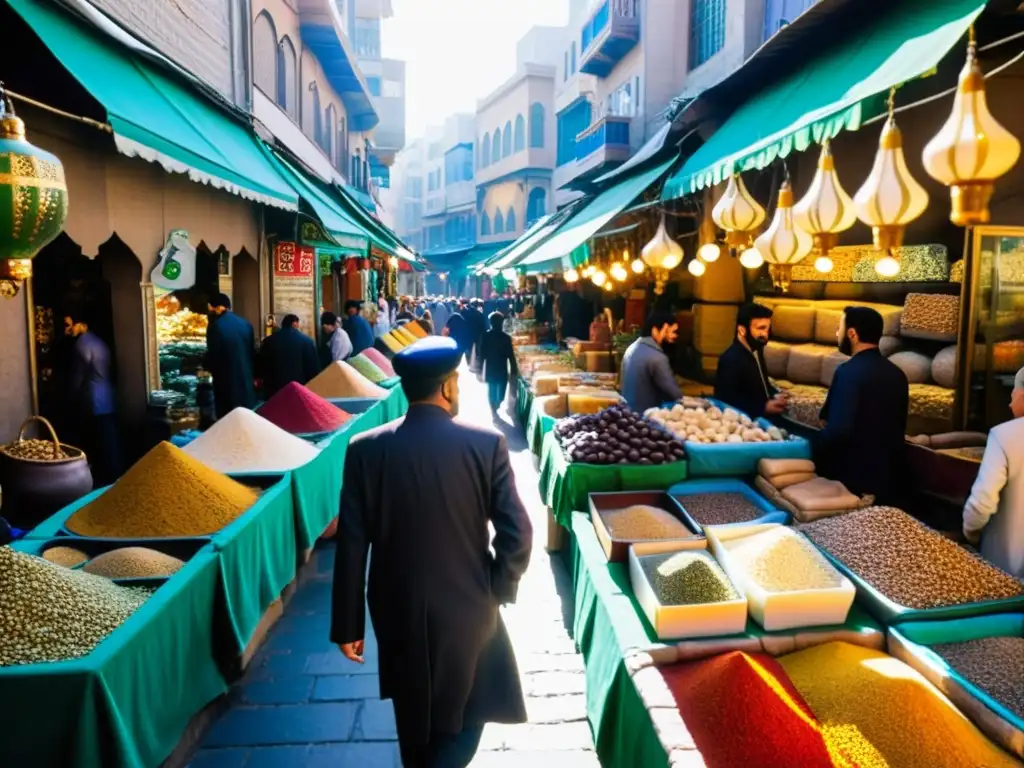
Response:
[321,311,353,362]
[963,366,1024,578]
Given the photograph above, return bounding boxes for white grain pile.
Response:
[725,527,842,592]
[183,407,320,473]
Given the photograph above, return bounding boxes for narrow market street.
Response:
[189,366,600,768]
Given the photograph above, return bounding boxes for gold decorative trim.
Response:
[0,173,67,190]
[141,282,161,392]
[25,277,39,415]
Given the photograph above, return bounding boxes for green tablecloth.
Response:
[516,377,533,429]
[538,431,689,527]
[526,399,556,455]
[0,545,227,768]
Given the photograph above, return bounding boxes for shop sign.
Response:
[274,241,315,278]
[151,229,197,291]
[273,241,316,339]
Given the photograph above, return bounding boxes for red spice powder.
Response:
[257,382,352,434]
[660,651,844,768]
[360,348,395,377]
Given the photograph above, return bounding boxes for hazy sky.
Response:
[384,0,569,138]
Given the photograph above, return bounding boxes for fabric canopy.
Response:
[662,0,985,198]
[519,158,675,268]
[480,214,556,272]
[334,185,413,260]
[8,0,298,210]
[594,122,673,185]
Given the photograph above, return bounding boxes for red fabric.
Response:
[256,382,352,434]
[360,348,395,377]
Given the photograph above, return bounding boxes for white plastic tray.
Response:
[706,523,856,631]
[629,546,749,640]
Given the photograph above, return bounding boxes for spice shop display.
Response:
[600,504,693,541]
[256,382,352,435]
[305,361,388,399]
[359,348,395,377]
[156,293,208,407]
[554,405,685,466]
[709,525,855,630]
[41,545,89,567]
[0,546,150,666]
[82,547,186,579]
[183,407,321,473]
[932,638,1024,721]
[677,492,769,527]
[588,492,701,562]
[65,442,259,538]
[648,402,787,444]
[347,354,390,384]
[800,506,1024,621]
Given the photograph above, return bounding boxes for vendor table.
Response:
[515,376,533,430]
[0,545,227,768]
[526,398,556,455]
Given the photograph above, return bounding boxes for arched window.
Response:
[311,84,323,145]
[253,12,277,98]
[277,36,297,118]
[502,120,512,157]
[481,134,490,167]
[514,115,526,152]
[506,206,517,232]
[324,105,336,159]
[491,130,501,163]
[494,209,504,234]
[480,212,491,236]
[527,187,547,225]
[529,103,545,148]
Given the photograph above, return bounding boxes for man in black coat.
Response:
[815,306,909,504]
[259,314,319,399]
[331,337,532,767]
[444,307,473,366]
[465,299,487,372]
[205,293,256,419]
[715,303,789,420]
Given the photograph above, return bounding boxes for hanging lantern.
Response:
[793,140,856,258]
[564,267,579,283]
[630,258,645,274]
[590,268,607,287]
[697,242,721,263]
[738,248,763,269]
[687,258,706,277]
[711,174,766,249]
[0,87,69,297]
[755,180,813,292]
[582,264,595,278]
[610,261,628,282]
[922,27,1020,226]
[641,215,684,270]
[854,93,929,253]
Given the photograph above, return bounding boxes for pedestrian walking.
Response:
[331,336,533,768]
[479,311,517,415]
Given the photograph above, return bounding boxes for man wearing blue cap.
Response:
[331,337,533,768]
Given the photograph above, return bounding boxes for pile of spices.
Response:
[305,361,388,399]
[347,355,390,384]
[780,641,1020,767]
[601,504,691,541]
[184,408,320,473]
[82,547,186,579]
[640,551,737,605]
[0,546,150,665]
[360,348,395,377]
[932,637,1024,720]
[659,651,841,768]
[800,507,1024,609]
[42,545,89,567]
[66,442,259,538]
[678,492,765,526]
[727,527,843,592]
[256,382,352,434]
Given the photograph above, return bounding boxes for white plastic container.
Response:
[706,523,856,631]
[629,546,749,640]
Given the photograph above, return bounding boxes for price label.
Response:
[274,242,297,276]
[296,246,315,277]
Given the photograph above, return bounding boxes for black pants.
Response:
[401,725,484,768]
[487,377,508,411]
[87,414,124,487]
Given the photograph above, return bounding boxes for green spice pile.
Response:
[932,636,1024,720]
[800,507,1024,609]
[679,492,765,526]
[727,527,842,592]
[602,504,691,540]
[0,546,150,666]
[82,547,186,579]
[641,551,738,605]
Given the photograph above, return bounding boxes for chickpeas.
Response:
[2,439,68,461]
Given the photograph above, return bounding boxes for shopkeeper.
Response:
[621,311,683,413]
[962,366,1024,578]
[259,314,319,398]
[715,303,788,420]
[343,300,376,357]
[206,293,256,419]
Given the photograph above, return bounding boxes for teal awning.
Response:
[465,243,512,270]
[662,0,985,198]
[334,185,412,259]
[519,158,675,268]
[8,0,298,210]
[480,214,556,272]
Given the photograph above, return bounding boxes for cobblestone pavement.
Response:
[189,366,599,767]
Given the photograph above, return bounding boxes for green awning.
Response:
[465,243,511,270]
[662,0,985,198]
[519,158,675,268]
[266,150,369,251]
[334,185,411,258]
[8,0,298,210]
[480,214,556,272]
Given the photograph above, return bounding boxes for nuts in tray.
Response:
[679,492,766,526]
[602,505,691,541]
[932,637,1024,720]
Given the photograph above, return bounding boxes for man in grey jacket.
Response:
[620,311,683,413]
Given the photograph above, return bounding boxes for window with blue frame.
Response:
[354,17,381,59]
[506,207,516,233]
[763,0,818,42]
[491,130,501,163]
[570,41,576,74]
[556,99,592,167]
[445,144,474,184]
[527,187,547,225]
[514,115,526,153]
[481,212,491,236]
[502,121,512,157]
[529,103,545,148]
[494,210,504,234]
[428,225,444,248]
[365,77,382,97]
[689,0,726,70]
[481,134,490,167]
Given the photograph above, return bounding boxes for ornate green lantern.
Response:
[0,84,69,297]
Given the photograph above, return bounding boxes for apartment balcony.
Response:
[555,71,599,115]
[574,116,630,173]
[579,0,640,79]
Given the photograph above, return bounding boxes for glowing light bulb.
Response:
[814,256,834,274]
[610,262,628,282]
[875,256,901,277]
[687,259,706,277]
[631,258,645,274]
[698,242,721,263]
[582,264,595,278]
[603,281,613,291]
[591,269,607,287]
[739,248,764,269]
[564,268,579,283]
[389,256,400,269]
[501,268,517,280]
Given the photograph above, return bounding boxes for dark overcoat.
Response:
[330,405,532,749]
[259,326,319,399]
[206,311,256,418]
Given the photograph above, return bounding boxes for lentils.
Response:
[3,439,68,461]
[0,546,150,666]
[678,492,765,527]
[602,505,691,541]
[641,551,738,605]
[42,546,89,567]
[727,527,842,592]
[801,507,1024,609]
[932,637,1024,720]
[82,547,186,579]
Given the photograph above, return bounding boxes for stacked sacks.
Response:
[901,293,960,342]
[754,458,868,523]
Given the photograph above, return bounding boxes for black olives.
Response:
[555,405,686,466]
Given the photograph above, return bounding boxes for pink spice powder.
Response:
[257,382,352,434]
[360,348,395,377]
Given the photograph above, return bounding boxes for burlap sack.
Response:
[782,477,860,512]
[758,458,816,477]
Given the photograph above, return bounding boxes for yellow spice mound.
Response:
[42,546,89,568]
[305,361,388,399]
[66,442,258,537]
[779,641,1019,768]
[83,547,186,579]
[394,326,419,345]
[382,332,406,353]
